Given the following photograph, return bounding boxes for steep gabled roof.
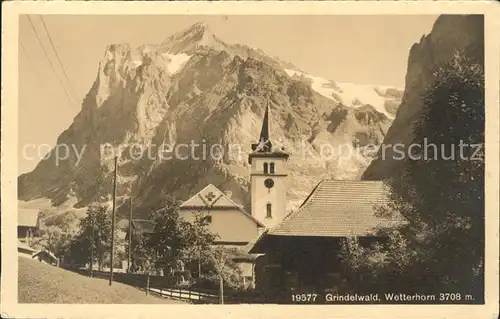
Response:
[268,180,401,237]
[33,249,58,261]
[180,184,265,228]
[181,184,239,209]
[257,101,271,152]
[18,208,40,228]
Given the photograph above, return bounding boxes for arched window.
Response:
[266,203,272,218]
[269,162,275,174]
[263,162,269,174]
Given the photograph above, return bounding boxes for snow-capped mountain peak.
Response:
[284,69,403,119]
[160,21,227,55]
[19,21,404,218]
[161,52,192,75]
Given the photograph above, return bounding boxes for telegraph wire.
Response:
[20,42,47,87]
[39,15,80,104]
[25,15,78,110]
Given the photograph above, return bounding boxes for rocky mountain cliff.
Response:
[362,15,484,180]
[18,22,403,217]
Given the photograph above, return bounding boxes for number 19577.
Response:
[291,293,318,302]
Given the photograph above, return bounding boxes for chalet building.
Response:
[18,240,37,258]
[33,250,58,266]
[249,180,401,297]
[179,184,265,284]
[18,208,41,244]
[180,184,265,246]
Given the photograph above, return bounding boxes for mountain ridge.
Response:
[18,21,403,218]
[361,14,484,180]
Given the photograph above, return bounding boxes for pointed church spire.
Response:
[248,96,290,163]
[259,99,271,144]
[252,99,273,153]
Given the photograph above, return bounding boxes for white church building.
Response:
[178,102,290,283]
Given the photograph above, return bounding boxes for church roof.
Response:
[267,180,402,237]
[258,101,271,147]
[251,100,275,154]
[180,184,265,228]
[248,100,290,162]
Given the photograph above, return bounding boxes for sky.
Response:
[18,14,438,174]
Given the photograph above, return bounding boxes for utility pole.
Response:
[109,155,118,285]
[127,197,133,273]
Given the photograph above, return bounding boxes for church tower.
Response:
[248,100,289,229]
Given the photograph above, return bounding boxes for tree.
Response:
[206,246,245,292]
[44,211,77,233]
[180,211,218,278]
[139,196,218,278]
[338,229,417,293]
[31,210,77,260]
[71,204,112,270]
[66,237,90,266]
[146,196,183,270]
[341,51,485,296]
[32,226,73,258]
[127,225,155,273]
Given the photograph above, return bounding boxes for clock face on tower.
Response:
[264,178,275,189]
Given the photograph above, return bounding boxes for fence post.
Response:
[146,275,150,295]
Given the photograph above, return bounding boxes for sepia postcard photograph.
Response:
[1,1,499,319]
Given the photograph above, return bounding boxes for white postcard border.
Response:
[1,2,499,319]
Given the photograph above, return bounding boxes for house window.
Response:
[270,162,275,174]
[263,162,269,174]
[266,203,272,218]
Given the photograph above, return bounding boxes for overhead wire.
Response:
[25,15,79,110]
[39,15,80,105]
[20,42,47,87]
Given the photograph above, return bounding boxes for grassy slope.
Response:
[18,257,182,304]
